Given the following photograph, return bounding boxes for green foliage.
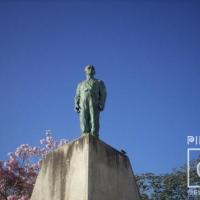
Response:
[136,159,200,199]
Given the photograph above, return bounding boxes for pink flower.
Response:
[0,130,68,199]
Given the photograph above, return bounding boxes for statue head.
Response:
[84,65,95,76]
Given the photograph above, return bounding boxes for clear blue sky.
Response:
[0,0,200,174]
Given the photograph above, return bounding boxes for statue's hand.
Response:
[99,105,104,111]
[74,106,80,113]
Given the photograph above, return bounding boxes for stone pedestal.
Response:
[30,135,141,200]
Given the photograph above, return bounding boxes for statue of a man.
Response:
[75,65,107,138]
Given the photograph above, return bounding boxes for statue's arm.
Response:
[74,83,81,113]
[99,80,107,111]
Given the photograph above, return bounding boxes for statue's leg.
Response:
[79,103,90,135]
[89,100,100,138]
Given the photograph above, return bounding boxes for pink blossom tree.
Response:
[0,130,68,200]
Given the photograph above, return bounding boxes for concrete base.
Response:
[30,135,141,200]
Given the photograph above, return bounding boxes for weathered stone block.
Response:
[30,135,141,200]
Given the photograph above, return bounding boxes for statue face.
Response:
[85,65,95,76]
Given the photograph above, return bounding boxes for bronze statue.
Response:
[75,65,107,138]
